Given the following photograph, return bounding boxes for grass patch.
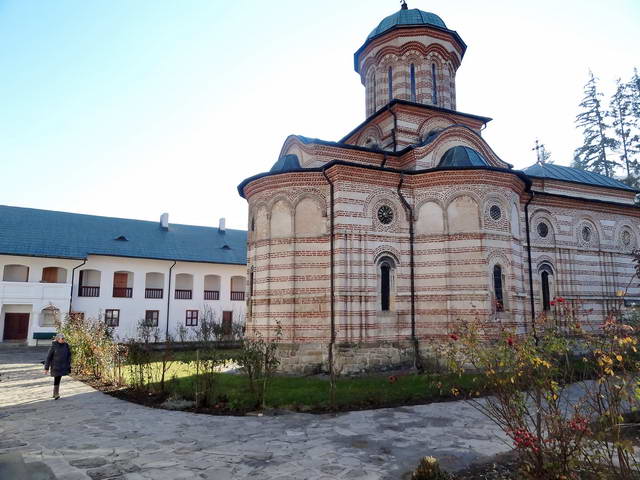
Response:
[139,368,485,413]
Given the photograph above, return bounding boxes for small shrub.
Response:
[411,456,451,480]
[237,321,282,409]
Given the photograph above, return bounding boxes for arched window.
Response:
[431,63,438,105]
[378,256,395,311]
[410,63,416,102]
[372,73,377,111]
[388,66,393,102]
[539,264,554,311]
[493,265,505,312]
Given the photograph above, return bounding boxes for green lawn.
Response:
[118,349,485,412]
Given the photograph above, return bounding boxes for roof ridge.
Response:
[0,204,244,232]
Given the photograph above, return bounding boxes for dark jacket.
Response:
[45,341,72,377]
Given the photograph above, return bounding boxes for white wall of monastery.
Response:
[0,254,247,345]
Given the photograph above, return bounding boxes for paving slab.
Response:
[1,346,515,479]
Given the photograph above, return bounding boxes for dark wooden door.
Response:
[3,313,30,340]
[222,311,233,338]
[42,267,57,283]
[114,272,128,288]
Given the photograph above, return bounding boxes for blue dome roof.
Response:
[438,146,488,168]
[367,8,447,40]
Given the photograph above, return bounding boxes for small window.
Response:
[377,205,394,225]
[372,73,377,110]
[410,63,416,102]
[186,310,199,327]
[431,63,438,105]
[622,230,632,246]
[539,264,554,312]
[388,66,393,102]
[582,226,592,243]
[537,222,549,238]
[105,309,120,327]
[493,265,504,312]
[144,310,159,327]
[489,205,502,221]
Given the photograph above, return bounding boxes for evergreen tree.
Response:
[609,78,637,185]
[573,71,619,177]
[629,68,640,117]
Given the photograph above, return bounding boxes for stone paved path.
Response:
[0,347,511,480]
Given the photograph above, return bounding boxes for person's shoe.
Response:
[53,385,60,400]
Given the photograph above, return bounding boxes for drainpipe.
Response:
[165,260,177,340]
[524,191,538,342]
[322,168,336,375]
[397,172,422,371]
[68,259,87,316]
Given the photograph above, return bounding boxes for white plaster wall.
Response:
[70,256,247,342]
[0,254,247,344]
[0,254,78,344]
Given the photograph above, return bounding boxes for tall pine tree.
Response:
[628,68,640,168]
[573,71,618,177]
[609,77,637,185]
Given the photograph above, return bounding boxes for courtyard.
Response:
[0,346,510,479]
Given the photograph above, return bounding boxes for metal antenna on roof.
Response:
[400,0,408,10]
[532,139,546,164]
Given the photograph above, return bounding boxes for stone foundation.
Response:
[276,340,421,375]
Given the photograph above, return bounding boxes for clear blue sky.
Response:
[1,0,638,229]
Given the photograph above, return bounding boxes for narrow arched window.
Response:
[410,63,416,102]
[431,63,438,105]
[379,256,395,311]
[388,66,393,102]
[542,272,551,311]
[539,264,554,311]
[372,73,377,111]
[381,263,391,311]
[493,265,504,312]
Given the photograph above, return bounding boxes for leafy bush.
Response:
[441,301,640,479]
[237,321,282,409]
[56,313,123,383]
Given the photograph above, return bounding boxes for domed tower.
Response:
[355,2,466,117]
[239,4,528,375]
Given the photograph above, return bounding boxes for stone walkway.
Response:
[0,347,511,480]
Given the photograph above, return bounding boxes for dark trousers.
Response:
[53,376,61,386]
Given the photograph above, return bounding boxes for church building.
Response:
[238,4,640,373]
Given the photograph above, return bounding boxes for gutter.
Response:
[68,259,87,315]
[524,192,537,342]
[396,173,421,370]
[165,260,177,340]
[321,168,336,375]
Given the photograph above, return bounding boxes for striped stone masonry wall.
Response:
[243,164,640,373]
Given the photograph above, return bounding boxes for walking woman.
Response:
[43,333,72,400]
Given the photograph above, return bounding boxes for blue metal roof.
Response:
[270,154,301,174]
[367,8,447,40]
[0,205,247,265]
[522,163,638,192]
[438,146,488,168]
